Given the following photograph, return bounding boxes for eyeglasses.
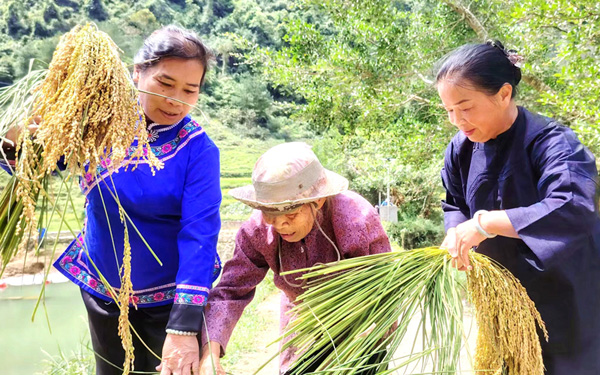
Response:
[261,205,304,221]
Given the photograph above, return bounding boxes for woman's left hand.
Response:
[451,219,486,271]
[157,334,200,375]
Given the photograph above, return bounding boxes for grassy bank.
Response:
[39,274,278,375]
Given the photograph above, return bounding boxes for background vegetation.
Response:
[2,0,598,247]
[1,0,597,373]
[0,0,600,268]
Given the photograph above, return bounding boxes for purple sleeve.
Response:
[505,126,599,268]
[201,225,269,355]
[441,141,470,231]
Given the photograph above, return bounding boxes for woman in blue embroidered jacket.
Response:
[1,26,221,375]
[437,40,600,374]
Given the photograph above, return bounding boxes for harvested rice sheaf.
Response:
[11,22,162,247]
[468,253,548,375]
[31,23,161,174]
[117,207,135,373]
[270,248,548,375]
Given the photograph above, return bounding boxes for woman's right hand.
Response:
[200,341,226,375]
[3,116,41,146]
[441,227,471,271]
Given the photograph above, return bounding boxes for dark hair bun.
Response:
[436,40,522,98]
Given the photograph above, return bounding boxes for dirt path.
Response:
[0,232,72,280]
[228,291,282,374]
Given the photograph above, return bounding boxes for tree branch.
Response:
[442,0,554,97]
[522,74,552,93]
[442,0,488,40]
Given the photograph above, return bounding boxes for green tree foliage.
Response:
[1,0,597,231]
[85,0,109,21]
[501,0,600,149]
[43,3,60,23]
[54,0,79,9]
[253,1,472,134]
[4,2,31,38]
[0,0,293,138]
[241,0,599,224]
[127,9,160,35]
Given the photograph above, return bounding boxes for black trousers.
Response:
[81,289,200,375]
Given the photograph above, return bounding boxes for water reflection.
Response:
[0,281,90,375]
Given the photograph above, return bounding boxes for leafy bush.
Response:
[313,129,446,219]
[384,215,445,250]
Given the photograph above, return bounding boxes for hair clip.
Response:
[486,39,524,68]
[486,39,505,51]
[506,51,524,68]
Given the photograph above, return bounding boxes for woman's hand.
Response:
[3,116,41,146]
[441,220,486,271]
[441,227,464,270]
[156,334,200,375]
[441,227,457,255]
[200,341,226,375]
[441,210,518,271]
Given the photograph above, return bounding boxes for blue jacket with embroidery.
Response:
[53,115,221,332]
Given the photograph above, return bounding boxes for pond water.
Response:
[0,281,90,375]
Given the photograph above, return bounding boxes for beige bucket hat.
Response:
[229,142,349,213]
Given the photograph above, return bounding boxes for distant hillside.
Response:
[0,0,304,140]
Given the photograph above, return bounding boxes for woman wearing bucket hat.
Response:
[199,142,392,375]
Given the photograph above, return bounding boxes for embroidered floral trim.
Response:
[132,283,177,294]
[129,290,176,305]
[55,234,177,306]
[174,292,207,306]
[0,158,15,168]
[80,119,204,194]
[177,284,210,293]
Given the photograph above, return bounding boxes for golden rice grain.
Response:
[467,253,548,375]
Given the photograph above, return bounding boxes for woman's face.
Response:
[437,79,513,143]
[133,57,205,125]
[262,199,326,243]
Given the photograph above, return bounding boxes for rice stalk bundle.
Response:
[32,23,161,175]
[117,207,135,374]
[0,68,46,135]
[257,247,464,375]
[0,175,25,264]
[0,69,46,270]
[262,247,546,375]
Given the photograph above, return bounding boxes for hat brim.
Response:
[229,169,349,213]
